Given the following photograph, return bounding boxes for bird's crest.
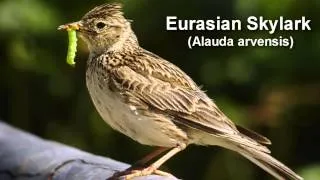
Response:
[82,3,124,20]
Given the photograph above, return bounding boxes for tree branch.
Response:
[0,121,177,180]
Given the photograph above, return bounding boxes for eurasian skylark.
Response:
[58,3,303,180]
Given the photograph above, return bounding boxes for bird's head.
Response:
[58,3,136,53]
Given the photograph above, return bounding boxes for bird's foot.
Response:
[123,165,173,179]
[109,166,173,180]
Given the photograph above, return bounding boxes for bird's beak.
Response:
[58,21,82,31]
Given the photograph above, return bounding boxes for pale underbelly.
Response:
[86,76,186,147]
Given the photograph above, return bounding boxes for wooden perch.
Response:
[0,121,177,180]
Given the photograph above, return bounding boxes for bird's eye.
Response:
[96,22,106,29]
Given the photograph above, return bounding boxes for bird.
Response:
[58,3,303,180]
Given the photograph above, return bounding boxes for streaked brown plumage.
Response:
[58,3,303,180]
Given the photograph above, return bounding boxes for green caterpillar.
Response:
[66,29,77,66]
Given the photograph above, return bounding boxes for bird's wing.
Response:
[108,50,239,135]
[122,50,200,90]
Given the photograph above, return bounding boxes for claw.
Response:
[109,166,173,180]
[124,166,156,179]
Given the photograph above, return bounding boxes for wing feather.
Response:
[109,51,239,135]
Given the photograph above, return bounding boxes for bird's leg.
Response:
[123,145,185,179]
[108,147,169,179]
[131,147,169,168]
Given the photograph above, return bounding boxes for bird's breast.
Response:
[85,65,187,147]
[86,66,135,135]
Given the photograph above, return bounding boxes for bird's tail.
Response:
[203,126,303,180]
[189,121,303,179]
[232,143,303,180]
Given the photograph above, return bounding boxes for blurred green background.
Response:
[0,0,319,179]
